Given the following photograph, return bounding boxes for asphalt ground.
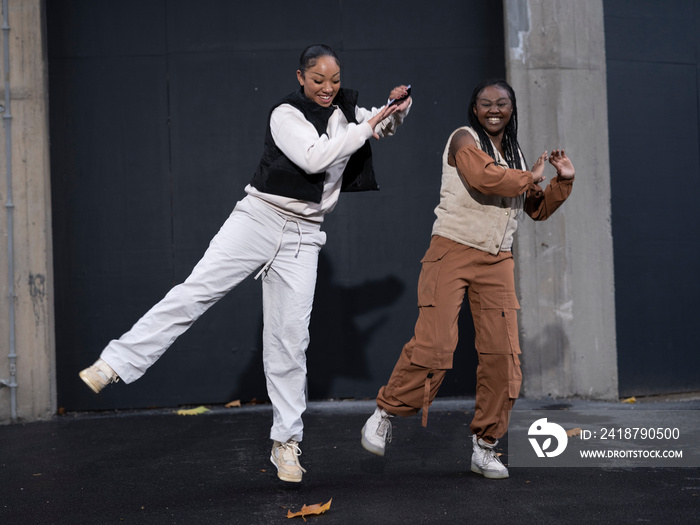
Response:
[1,397,699,524]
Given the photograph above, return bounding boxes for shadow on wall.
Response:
[230,253,485,403]
[521,322,571,398]
[307,255,405,399]
[231,253,405,402]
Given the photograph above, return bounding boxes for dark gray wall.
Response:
[48,1,506,410]
[604,0,700,396]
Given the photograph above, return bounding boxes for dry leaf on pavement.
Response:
[176,406,211,416]
[286,498,332,519]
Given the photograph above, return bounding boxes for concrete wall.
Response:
[0,0,619,423]
[503,0,618,399]
[0,0,55,423]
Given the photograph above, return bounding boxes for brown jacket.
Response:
[432,127,573,254]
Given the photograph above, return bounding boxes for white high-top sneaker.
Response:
[471,434,509,479]
[361,407,394,456]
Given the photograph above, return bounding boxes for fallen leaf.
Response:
[622,396,636,404]
[176,406,210,416]
[286,498,332,519]
[225,399,241,408]
[566,427,582,437]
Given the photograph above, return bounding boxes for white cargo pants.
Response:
[101,195,326,443]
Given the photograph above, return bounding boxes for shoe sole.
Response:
[78,371,102,394]
[360,426,385,456]
[269,455,302,483]
[471,463,509,479]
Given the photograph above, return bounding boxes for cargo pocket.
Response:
[416,236,455,309]
[476,291,521,355]
[412,237,458,371]
[509,352,523,399]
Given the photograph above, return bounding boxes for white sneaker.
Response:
[270,440,306,483]
[79,358,119,394]
[361,407,393,456]
[471,434,509,479]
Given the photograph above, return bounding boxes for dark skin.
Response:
[447,85,574,183]
[296,56,411,140]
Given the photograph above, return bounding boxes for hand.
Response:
[367,103,400,139]
[531,151,547,185]
[389,85,410,102]
[388,85,411,111]
[548,149,575,179]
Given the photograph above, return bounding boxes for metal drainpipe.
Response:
[0,0,18,423]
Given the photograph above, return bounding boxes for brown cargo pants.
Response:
[376,235,522,442]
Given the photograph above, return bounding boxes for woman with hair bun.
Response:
[79,44,411,483]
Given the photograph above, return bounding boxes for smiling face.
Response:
[297,55,341,107]
[472,85,513,138]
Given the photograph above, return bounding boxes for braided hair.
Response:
[467,79,525,170]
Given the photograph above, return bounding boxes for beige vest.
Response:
[432,127,524,255]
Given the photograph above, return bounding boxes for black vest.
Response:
[249,88,378,204]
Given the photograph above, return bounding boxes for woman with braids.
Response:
[78,44,411,483]
[360,78,574,479]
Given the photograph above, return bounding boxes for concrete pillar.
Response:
[503,0,618,399]
[0,0,55,423]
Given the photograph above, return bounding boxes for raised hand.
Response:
[367,84,411,139]
[531,151,547,184]
[367,104,400,139]
[548,149,575,179]
[388,85,411,111]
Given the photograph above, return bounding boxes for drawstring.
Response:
[254,218,303,280]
